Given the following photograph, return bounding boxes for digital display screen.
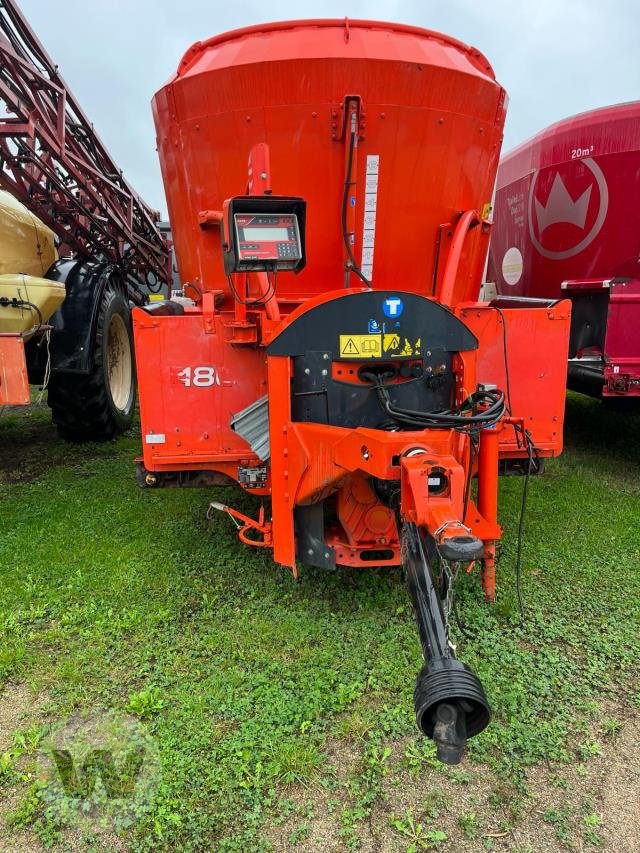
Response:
[242,227,289,241]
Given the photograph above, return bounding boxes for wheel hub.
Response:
[107,313,132,412]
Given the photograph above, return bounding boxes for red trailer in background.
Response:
[488,101,640,399]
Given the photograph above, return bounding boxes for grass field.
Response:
[0,394,639,852]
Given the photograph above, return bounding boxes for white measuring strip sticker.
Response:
[361,154,379,280]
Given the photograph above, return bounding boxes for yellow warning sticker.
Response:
[338,334,422,359]
[382,334,421,357]
[339,334,382,358]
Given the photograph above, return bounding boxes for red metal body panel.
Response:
[488,102,640,296]
[488,102,640,398]
[602,279,640,395]
[561,277,640,393]
[134,304,268,483]
[456,302,571,452]
[0,335,29,405]
[153,19,505,305]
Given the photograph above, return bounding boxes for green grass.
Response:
[0,394,639,850]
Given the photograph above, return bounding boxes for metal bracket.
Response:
[295,503,337,570]
[331,95,366,140]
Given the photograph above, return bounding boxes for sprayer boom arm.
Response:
[0,0,169,286]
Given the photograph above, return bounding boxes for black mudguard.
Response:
[26,260,124,379]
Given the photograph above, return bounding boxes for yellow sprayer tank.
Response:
[0,189,64,337]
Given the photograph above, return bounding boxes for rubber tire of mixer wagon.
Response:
[47,283,136,442]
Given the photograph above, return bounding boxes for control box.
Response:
[235,213,301,267]
[222,195,306,275]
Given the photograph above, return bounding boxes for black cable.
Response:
[0,297,43,337]
[145,272,163,295]
[511,421,541,475]
[453,595,472,639]
[462,434,478,520]
[494,307,513,416]
[341,127,370,287]
[186,280,203,301]
[362,371,506,434]
[226,269,277,306]
[514,429,535,622]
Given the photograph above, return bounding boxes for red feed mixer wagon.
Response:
[134,19,571,762]
[488,101,640,400]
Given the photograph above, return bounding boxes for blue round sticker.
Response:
[382,296,404,318]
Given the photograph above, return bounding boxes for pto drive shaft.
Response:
[403,522,491,763]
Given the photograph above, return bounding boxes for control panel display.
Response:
[221,195,306,275]
[234,214,302,268]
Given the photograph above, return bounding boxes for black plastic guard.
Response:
[268,290,478,359]
[268,291,477,430]
[34,259,122,374]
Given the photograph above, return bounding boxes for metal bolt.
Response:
[321,369,328,377]
[323,353,330,360]
[307,548,314,556]
[324,552,330,559]
[426,350,431,356]
[304,368,311,375]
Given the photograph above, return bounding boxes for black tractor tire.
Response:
[48,283,136,441]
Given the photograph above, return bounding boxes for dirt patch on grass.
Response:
[262,707,640,852]
[0,404,58,485]
[594,712,640,852]
[0,683,45,853]
[0,682,39,750]
[0,400,124,487]
[0,683,128,852]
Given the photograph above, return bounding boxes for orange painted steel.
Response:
[436,210,482,308]
[0,335,29,405]
[456,301,571,459]
[152,19,505,305]
[135,19,571,593]
[477,425,500,600]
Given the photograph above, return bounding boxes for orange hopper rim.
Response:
[176,18,496,80]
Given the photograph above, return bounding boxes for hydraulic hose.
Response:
[341,120,370,287]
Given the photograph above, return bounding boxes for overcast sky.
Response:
[17,0,639,216]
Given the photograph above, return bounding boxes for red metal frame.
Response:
[0,0,169,287]
[134,285,570,598]
[562,278,640,396]
[134,19,571,605]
